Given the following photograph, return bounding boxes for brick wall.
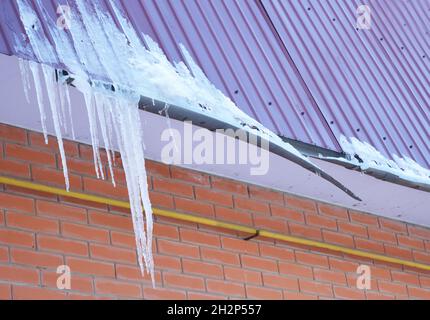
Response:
[0,123,430,300]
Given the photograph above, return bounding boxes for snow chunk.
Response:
[337,136,430,185]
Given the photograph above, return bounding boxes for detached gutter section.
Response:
[0,175,429,272]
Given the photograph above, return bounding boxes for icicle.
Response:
[28,61,48,144]
[18,58,31,104]
[82,91,105,180]
[95,93,115,186]
[40,64,70,191]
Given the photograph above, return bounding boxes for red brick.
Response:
[0,229,35,248]
[329,257,358,272]
[379,218,407,233]
[313,268,347,285]
[378,281,407,296]
[306,214,337,230]
[11,248,63,268]
[270,205,304,223]
[95,279,142,298]
[38,234,88,257]
[211,176,248,195]
[288,222,322,240]
[295,251,329,268]
[413,251,430,264]
[13,286,66,300]
[90,243,136,264]
[262,274,298,291]
[221,237,258,255]
[62,222,110,243]
[323,230,354,247]
[253,215,287,233]
[182,259,223,278]
[206,279,245,297]
[0,158,30,178]
[259,244,294,261]
[149,191,174,209]
[391,271,420,286]
[158,238,200,259]
[145,160,170,178]
[201,247,240,266]
[0,246,8,262]
[66,257,115,277]
[143,287,186,300]
[408,226,430,239]
[249,186,283,204]
[279,262,313,278]
[338,221,367,237]
[6,211,59,234]
[153,177,193,198]
[175,197,214,217]
[163,273,205,291]
[61,157,96,177]
[318,203,349,220]
[0,284,11,299]
[0,193,34,214]
[241,255,278,272]
[0,265,39,285]
[6,143,56,166]
[370,266,391,280]
[170,166,209,185]
[246,285,283,299]
[37,200,87,223]
[354,238,385,254]
[88,211,132,231]
[333,286,365,300]
[384,245,413,260]
[234,197,269,215]
[154,255,181,271]
[29,132,78,157]
[408,287,430,299]
[153,223,179,240]
[32,166,82,190]
[83,177,128,200]
[110,231,135,248]
[368,228,397,244]
[215,207,253,226]
[285,195,316,212]
[397,235,425,250]
[0,125,27,144]
[195,187,233,207]
[350,211,379,227]
[299,279,333,297]
[180,229,220,247]
[224,266,262,285]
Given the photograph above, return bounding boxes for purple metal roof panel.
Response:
[1,0,430,169]
[0,0,339,150]
[261,0,430,167]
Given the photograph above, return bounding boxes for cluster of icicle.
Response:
[339,136,430,185]
[14,0,313,283]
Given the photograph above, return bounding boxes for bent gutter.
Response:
[0,175,428,272]
[137,96,361,201]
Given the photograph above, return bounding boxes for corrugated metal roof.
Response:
[1,0,429,168]
[0,0,339,151]
[262,0,430,167]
